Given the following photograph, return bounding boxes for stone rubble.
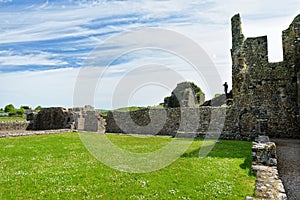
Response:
[249,136,287,200]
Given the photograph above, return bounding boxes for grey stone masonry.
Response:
[27,106,106,133]
[27,107,74,130]
[71,105,106,133]
[230,14,300,138]
[0,121,29,131]
[250,136,287,200]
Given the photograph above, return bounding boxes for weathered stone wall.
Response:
[249,136,287,200]
[104,107,261,140]
[27,106,106,133]
[230,14,300,138]
[105,107,212,136]
[104,106,296,140]
[27,107,74,130]
[71,105,106,133]
[0,121,29,131]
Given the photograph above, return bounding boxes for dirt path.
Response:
[271,139,300,200]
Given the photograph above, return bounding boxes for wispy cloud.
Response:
[0,50,67,66]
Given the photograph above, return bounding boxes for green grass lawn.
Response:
[0,133,255,199]
[0,117,27,122]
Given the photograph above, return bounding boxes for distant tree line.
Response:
[0,104,42,117]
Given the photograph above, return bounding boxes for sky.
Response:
[0,0,299,109]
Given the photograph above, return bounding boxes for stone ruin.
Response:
[11,14,299,139]
[27,107,74,130]
[250,136,287,199]
[105,14,300,139]
[71,106,106,133]
[163,82,205,108]
[229,14,300,138]
[27,105,106,133]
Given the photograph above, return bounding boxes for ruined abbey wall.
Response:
[105,14,300,139]
[230,14,300,138]
[105,108,211,136]
[104,107,260,140]
[27,106,106,133]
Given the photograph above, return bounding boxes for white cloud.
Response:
[0,50,67,66]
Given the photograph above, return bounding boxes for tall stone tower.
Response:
[230,14,300,138]
[231,14,245,97]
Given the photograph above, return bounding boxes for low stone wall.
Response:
[27,106,106,133]
[0,121,29,131]
[27,107,74,130]
[105,105,300,139]
[105,107,214,136]
[0,129,73,138]
[248,136,287,200]
[104,107,261,140]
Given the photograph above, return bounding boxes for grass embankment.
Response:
[0,117,27,122]
[0,133,255,199]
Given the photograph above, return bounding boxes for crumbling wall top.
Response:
[282,14,300,66]
[231,13,245,50]
[292,14,300,23]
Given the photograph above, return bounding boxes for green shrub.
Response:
[35,106,42,110]
[16,108,25,116]
[4,104,15,114]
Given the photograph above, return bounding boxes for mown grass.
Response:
[0,117,27,122]
[0,133,255,199]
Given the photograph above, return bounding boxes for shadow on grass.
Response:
[181,139,253,175]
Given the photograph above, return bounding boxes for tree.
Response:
[16,108,25,116]
[21,106,31,110]
[4,104,15,114]
[35,106,42,111]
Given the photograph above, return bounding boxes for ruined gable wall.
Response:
[231,14,300,138]
[282,15,300,116]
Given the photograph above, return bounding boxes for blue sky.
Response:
[0,0,300,109]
